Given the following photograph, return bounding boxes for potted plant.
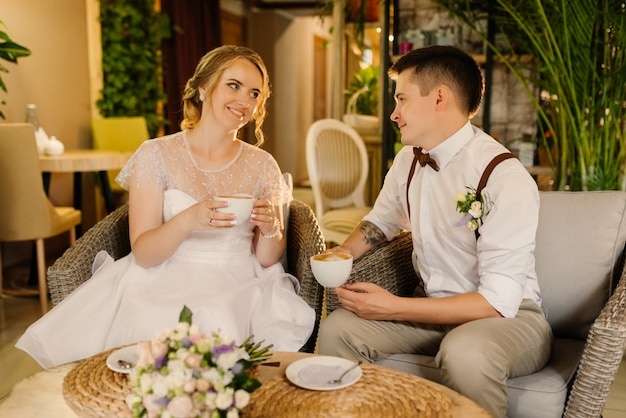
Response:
[435,0,626,191]
[0,20,31,119]
[343,65,379,131]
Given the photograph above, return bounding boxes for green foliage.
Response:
[0,20,31,119]
[97,0,169,137]
[436,0,626,191]
[345,65,379,115]
[178,304,193,325]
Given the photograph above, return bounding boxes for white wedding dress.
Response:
[16,132,316,368]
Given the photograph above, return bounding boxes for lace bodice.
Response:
[116,131,291,205]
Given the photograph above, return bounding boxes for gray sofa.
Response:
[326,191,626,417]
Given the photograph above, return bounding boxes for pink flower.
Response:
[142,394,163,418]
[185,352,203,369]
[167,395,194,418]
[196,378,210,392]
[137,341,155,365]
[151,341,168,358]
[183,379,196,393]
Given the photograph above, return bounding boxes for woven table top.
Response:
[62,347,132,418]
[62,349,455,418]
[244,361,452,418]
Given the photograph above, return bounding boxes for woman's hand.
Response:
[189,198,236,230]
[251,199,280,238]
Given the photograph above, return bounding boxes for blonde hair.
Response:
[180,45,271,146]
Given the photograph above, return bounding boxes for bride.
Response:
[16,45,315,368]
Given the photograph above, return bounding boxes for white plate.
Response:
[106,344,139,374]
[285,356,362,391]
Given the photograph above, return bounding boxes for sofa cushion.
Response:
[535,191,626,339]
[377,338,584,418]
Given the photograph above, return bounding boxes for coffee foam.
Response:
[313,253,351,262]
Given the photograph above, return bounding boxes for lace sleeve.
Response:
[254,154,293,207]
[115,140,166,194]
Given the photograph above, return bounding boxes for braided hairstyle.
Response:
[180,45,271,146]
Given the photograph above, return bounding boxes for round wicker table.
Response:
[0,350,490,418]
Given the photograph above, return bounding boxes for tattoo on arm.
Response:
[359,221,386,246]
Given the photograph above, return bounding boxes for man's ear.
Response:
[434,86,448,111]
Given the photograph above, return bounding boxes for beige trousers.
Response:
[318,299,553,418]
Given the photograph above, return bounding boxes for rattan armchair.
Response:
[326,191,626,417]
[46,199,326,353]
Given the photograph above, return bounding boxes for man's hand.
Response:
[333,282,399,320]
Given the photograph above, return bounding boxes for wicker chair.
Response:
[46,199,326,353]
[326,190,626,418]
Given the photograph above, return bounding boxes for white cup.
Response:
[215,194,254,223]
[310,253,353,288]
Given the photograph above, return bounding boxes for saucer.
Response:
[285,356,362,391]
[105,344,139,374]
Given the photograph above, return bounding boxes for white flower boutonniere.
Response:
[455,186,492,232]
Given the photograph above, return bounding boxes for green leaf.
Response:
[178,305,193,325]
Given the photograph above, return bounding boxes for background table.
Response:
[39,150,131,233]
[0,351,490,417]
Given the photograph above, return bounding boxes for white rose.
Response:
[152,374,169,398]
[234,389,250,408]
[468,201,483,218]
[205,392,217,409]
[215,388,235,410]
[140,373,153,393]
[456,192,467,203]
[216,352,238,370]
[226,408,240,418]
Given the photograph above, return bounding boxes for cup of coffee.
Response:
[310,253,353,288]
[215,194,254,222]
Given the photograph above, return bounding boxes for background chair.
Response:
[46,188,326,353]
[91,116,149,196]
[0,123,82,314]
[305,118,372,246]
[325,190,626,417]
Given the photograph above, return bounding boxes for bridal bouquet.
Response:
[126,306,272,418]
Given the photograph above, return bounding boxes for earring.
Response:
[199,94,204,102]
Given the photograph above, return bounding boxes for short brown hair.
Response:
[388,45,484,118]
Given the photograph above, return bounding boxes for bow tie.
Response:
[413,147,439,171]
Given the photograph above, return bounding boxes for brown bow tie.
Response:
[406,147,439,218]
[414,147,439,171]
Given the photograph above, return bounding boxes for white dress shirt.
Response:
[364,122,542,318]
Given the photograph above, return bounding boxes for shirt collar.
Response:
[428,121,474,170]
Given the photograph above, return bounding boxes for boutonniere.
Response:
[455,186,492,232]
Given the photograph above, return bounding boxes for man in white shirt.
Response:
[317,45,553,417]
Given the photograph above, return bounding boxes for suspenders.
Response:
[474,152,516,239]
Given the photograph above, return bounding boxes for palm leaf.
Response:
[436,0,626,191]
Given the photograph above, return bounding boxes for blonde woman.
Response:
[17,46,315,368]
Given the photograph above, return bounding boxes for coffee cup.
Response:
[310,253,353,288]
[215,194,254,222]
